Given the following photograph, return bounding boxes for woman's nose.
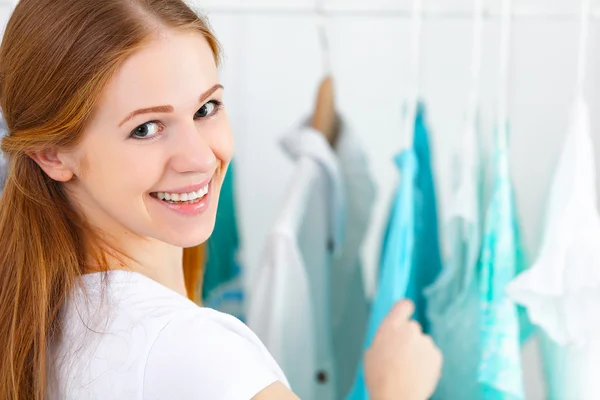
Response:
[169,122,217,174]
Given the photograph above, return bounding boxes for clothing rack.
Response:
[198,4,600,21]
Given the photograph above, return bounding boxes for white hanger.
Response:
[449,0,485,223]
[403,0,424,149]
[467,0,485,120]
[315,0,331,76]
[497,0,512,149]
[576,0,592,101]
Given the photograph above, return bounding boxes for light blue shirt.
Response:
[347,102,442,399]
[346,149,417,400]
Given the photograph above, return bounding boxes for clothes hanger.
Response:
[311,0,339,147]
[449,0,485,231]
[497,0,512,149]
[575,0,592,102]
[402,0,424,150]
[466,0,485,121]
[459,0,485,171]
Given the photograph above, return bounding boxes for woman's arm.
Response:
[252,382,301,400]
[254,300,442,400]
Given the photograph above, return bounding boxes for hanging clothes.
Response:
[201,163,245,321]
[507,100,600,399]
[248,118,374,400]
[347,102,442,400]
[424,112,484,400]
[478,122,532,399]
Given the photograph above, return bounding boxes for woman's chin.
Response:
[163,226,215,249]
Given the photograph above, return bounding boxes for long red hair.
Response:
[0,0,220,398]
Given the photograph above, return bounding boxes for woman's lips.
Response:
[150,179,213,216]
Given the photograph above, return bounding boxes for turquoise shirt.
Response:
[203,163,245,321]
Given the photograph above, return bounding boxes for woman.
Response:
[0,0,442,399]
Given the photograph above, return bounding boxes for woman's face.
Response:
[62,29,233,248]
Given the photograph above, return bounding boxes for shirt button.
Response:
[316,370,328,383]
[327,238,335,253]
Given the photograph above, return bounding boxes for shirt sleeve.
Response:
[142,314,282,400]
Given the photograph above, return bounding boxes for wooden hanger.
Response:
[311,75,339,147]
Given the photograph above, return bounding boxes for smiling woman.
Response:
[0,1,443,400]
[0,0,294,399]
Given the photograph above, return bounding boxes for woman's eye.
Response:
[130,121,160,139]
[195,100,222,119]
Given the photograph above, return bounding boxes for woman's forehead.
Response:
[98,30,219,119]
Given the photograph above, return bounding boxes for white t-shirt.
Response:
[47,270,289,400]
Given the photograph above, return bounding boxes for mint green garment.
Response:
[424,114,485,400]
[203,162,245,321]
[478,122,532,399]
[539,332,591,400]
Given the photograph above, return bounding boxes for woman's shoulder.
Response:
[77,270,271,348]
[142,307,289,399]
[51,271,289,399]
[105,270,290,397]
[134,284,290,399]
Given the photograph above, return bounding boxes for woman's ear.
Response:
[28,148,75,182]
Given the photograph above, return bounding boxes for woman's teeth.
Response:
[153,185,209,203]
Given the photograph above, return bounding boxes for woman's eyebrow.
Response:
[199,83,224,104]
[118,105,174,127]
[118,83,224,127]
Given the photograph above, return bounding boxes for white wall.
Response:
[1,1,598,398]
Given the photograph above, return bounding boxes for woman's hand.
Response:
[364,300,443,400]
